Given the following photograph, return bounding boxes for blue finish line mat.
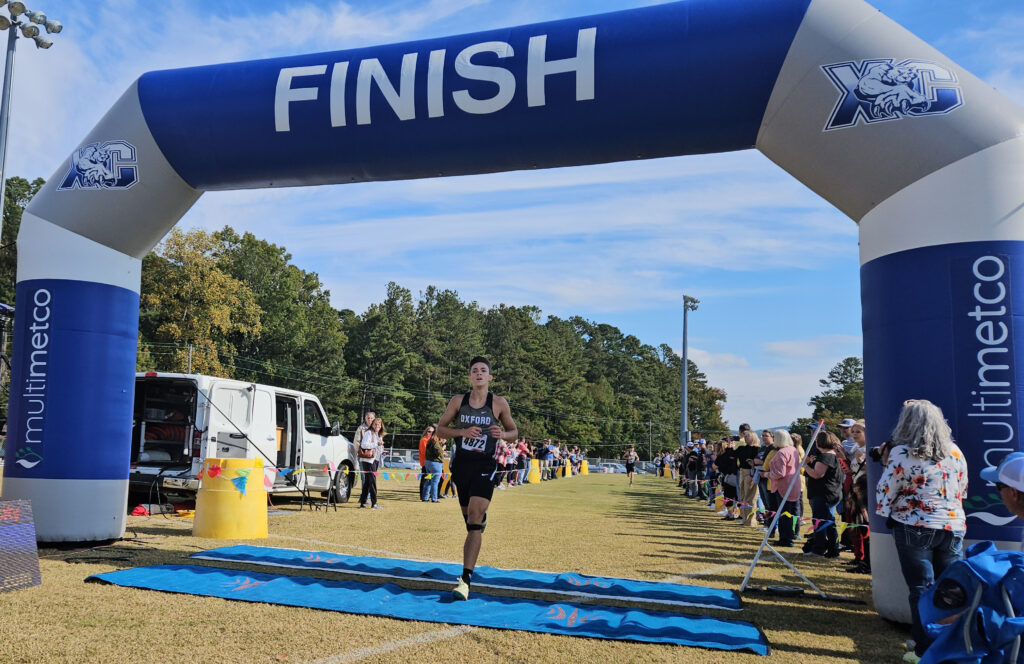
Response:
[191,545,741,611]
[87,565,769,654]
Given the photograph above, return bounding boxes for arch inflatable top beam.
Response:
[3,0,1024,622]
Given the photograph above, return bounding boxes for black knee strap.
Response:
[467,523,483,532]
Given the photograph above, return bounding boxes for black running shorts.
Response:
[453,462,497,507]
[625,462,636,473]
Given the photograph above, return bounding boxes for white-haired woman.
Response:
[876,399,968,660]
[763,429,801,547]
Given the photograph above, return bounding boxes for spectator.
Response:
[493,439,509,490]
[694,440,708,500]
[422,434,445,503]
[418,424,435,499]
[506,439,520,486]
[756,430,779,531]
[358,416,386,509]
[764,429,801,547]
[548,440,560,480]
[843,419,871,574]
[441,440,457,499]
[738,431,761,527]
[714,437,740,520]
[516,438,531,484]
[704,440,717,508]
[876,399,967,660]
[839,417,858,458]
[753,428,774,524]
[985,452,1024,520]
[804,430,843,557]
[541,440,554,480]
[978,452,1024,520]
[790,431,806,541]
[353,411,375,447]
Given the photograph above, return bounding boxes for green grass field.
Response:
[0,472,906,663]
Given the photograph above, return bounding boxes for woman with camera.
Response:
[875,399,967,660]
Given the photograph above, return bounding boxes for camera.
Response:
[869,440,892,463]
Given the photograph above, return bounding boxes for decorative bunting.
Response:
[231,475,248,495]
[207,465,222,478]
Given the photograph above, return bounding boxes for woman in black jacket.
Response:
[714,438,740,520]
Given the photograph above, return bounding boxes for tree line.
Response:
[0,177,864,456]
[134,226,729,455]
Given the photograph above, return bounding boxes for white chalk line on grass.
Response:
[662,563,746,582]
[304,626,475,664]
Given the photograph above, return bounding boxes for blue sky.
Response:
[6,0,1023,428]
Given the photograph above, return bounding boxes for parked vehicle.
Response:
[129,372,358,502]
[382,455,420,470]
[597,462,627,474]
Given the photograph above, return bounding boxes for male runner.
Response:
[435,356,518,601]
[622,445,639,486]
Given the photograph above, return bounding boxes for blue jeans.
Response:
[892,522,964,655]
[422,461,443,501]
[808,495,840,554]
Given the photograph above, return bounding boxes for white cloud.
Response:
[763,335,862,359]
[178,151,856,314]
[688,347,750,369]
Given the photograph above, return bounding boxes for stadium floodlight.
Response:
[0,3,61,244]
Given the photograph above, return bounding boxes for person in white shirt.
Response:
[839,418,858,457]
[357,416,385,509]
[353,411,375,447]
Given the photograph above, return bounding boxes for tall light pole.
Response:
[0,2,61,244]
[681,295,700,447]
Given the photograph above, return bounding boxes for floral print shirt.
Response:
[875,443,968,535]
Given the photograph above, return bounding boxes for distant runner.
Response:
[436,356,518,601]
[622,445,639,486]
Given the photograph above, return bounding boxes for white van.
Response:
[129,372,358,502]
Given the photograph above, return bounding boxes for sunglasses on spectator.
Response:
[996,482,1009,491]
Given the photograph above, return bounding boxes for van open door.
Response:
[207,382,254,458]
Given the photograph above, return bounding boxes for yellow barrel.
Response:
[580,460,589,475]
[193,457,268,539]
[715,489,725,512]
[528,458,541,483]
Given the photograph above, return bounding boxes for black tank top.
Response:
[453,392,498,459]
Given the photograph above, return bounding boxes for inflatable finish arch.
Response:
[3,0,1023,621]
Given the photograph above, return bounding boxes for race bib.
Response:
[460,436,487,453]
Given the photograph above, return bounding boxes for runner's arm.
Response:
[490,396,518,442]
